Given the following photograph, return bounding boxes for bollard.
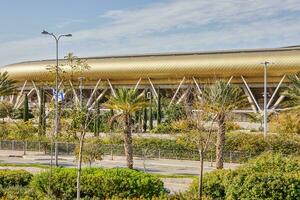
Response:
[229,151,232,163]
[12,140,15,150]
[210,154,213,167]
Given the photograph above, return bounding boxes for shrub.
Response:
[0,170,32,188]
[187,153,300,200]
[31,168,167,199]
[74,139,104,166]
[270,110,300,135]
[150,122,175,134]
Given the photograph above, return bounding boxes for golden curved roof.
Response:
[1,47,300,85]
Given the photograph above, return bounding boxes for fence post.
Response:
[38,141,41,152]
[12,140,15,150]
[66,143,69,155]
[229,151,232,163]
[158,149,161,160]
[210,154,213,167]
[110,144,114,160]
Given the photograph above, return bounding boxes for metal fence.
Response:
[0,140,258,163]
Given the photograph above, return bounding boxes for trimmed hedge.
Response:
[188,153,300,200]
[0,170,32,188]
[31,168,167,199]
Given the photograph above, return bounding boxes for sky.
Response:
[1,0,300,66]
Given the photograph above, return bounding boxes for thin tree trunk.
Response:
[216,114,225,169]
[76,131,84,200]
[123,115,133,169]
[198,149,204,200]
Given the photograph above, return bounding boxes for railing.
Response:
[0,140,259,163]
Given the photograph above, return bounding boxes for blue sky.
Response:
[1,0,300,66]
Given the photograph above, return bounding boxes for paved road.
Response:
[0,150,239,175]
[0,150,240,193]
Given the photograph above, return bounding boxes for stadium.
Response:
[1,47,300,120]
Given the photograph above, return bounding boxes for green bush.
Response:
[187,153,300,200]
[0,170,32,188]
[31,168,167,199]
[150,122,175,134]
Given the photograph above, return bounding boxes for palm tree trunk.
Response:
[123,115,133,169]
[216,114,225,169]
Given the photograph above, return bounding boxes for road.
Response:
[0,150,240,193]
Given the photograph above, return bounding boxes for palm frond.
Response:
[0,72,16,96]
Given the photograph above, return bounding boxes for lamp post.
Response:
[261,61,270,138]
[41,30,72,166]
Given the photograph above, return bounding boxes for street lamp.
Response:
[261,61,271,138]
[41,30,72,166]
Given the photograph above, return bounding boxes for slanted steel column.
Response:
[176,87,190,104]
[107,79,116,97]
[86,79,101,107]
[14,80,27,109]
[241,76,262,112]
[242,86,258,113]
[169,77,185,107]
[148,78,158,98]
[89,88,108,109]
[69,80,80,105]
[134,78,142,92]
[267,75,285,108]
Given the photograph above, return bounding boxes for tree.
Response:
[177,130,211,200]
[23,93,29,122]
[200,80,246,169]
[157,87,162,125]
[105,88,147,169]
[75,139,103,167]
[284,72,300,108]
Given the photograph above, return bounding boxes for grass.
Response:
[152,173,197,179]
[0,163,50,169]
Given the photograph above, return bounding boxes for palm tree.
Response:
[200,80,246,169]
[0,72,16,96]
[284,72,300,108]
[105,88,147,169]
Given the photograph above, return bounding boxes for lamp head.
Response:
[64,34,72,37]
[41,30,50,35]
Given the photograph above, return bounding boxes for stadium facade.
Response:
[1,47,300,120]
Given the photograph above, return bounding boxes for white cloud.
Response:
[1,0,300,66]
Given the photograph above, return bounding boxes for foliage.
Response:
[187,153,300,200]
[0,101,13,119]
[10,108,34,120]
[0,71,16,96]
[270,110,300,135]
[226,121,240,131]
[200,80,246,115]
[105,88,148,116]
[74,139,104,166]
[283,72,300,108]
[0,123,10,139]
[176,130,211,151]
[165,103,187,123]
[0,170,32,188]
[31,168,167,199]
[8,121,37,141]
[150,122,176,134]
